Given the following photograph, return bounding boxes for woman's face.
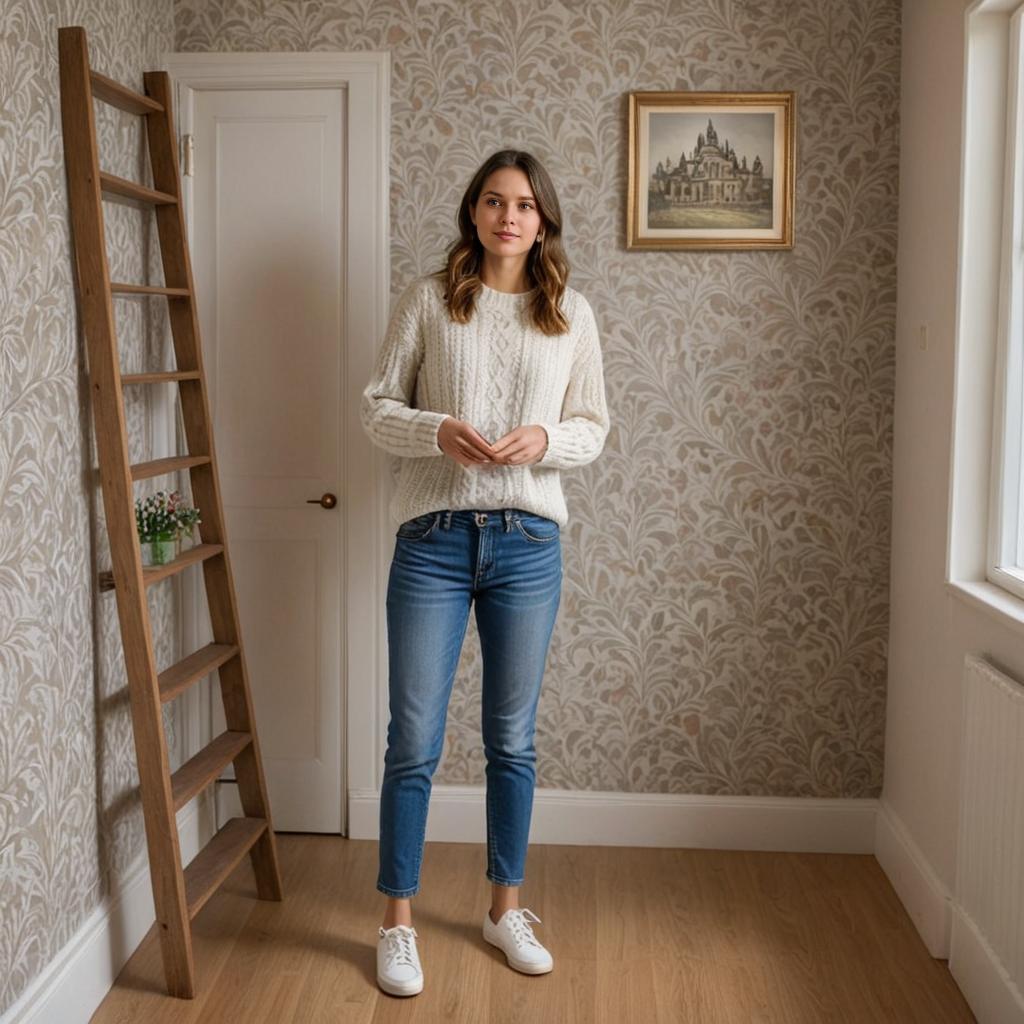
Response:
[469,167,544,262]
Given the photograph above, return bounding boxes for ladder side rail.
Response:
[56,26,197,998]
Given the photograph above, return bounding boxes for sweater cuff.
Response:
[535,420,607,469]
[417,411,449,455]
[536,423,557,466]
[433,413,450,452]
[403,409,452,458]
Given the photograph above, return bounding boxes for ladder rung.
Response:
[111,283,191,297]
[89,69,164,115]
[122,370,202,385]
[143,543,223,587]
[184,817,269,920]
[171,730,252,812]
[159,643,239,703]
[131,454,211,481]
[98,543,224,591]
[99,170,177,206]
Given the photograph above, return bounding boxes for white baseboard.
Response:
[950,902,1024,1024]
[1,794,216,1024]
[348,783,879,852]
[874,796,953,958]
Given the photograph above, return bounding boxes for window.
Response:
[945,0,1024,631]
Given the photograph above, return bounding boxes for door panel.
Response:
[191,87,345,833]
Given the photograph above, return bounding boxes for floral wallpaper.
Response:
[176,0,897,797]
[0,0,184,1012]
[1,0,899,1012]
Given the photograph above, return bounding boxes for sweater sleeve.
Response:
[360,278,450,458]
[536,295,610,469]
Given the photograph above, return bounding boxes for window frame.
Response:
[989,6,1024,601]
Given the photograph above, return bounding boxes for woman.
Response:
[360,148,610,997]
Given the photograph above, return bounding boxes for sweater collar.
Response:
[477,280,537,312]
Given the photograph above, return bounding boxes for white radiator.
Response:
[951,652,1024,1022]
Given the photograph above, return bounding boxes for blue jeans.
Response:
[377,507,563,898]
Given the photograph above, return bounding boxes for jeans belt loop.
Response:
[444,510,453,530]
[504,509,512,532]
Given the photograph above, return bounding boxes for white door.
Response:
[189,87,345,833]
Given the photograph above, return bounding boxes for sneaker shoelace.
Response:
[379,924,419,969]
[503,908,544,949]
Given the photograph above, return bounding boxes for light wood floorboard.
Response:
[90,835,976,1023]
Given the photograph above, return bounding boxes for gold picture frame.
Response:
[627,90,795,250]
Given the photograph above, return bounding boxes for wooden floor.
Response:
[91,835,975,1023]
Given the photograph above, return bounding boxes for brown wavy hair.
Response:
[430,149,571,336]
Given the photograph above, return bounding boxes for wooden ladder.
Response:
[56,25,284,999]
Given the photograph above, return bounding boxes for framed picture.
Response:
[627,90,795,250]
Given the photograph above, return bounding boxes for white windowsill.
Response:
[946,578,1024,636]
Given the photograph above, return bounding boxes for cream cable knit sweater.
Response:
[360,273,610,528]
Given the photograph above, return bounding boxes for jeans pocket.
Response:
[514,512,560,543]
[396,512,439,541]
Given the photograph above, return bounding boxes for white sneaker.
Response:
[376,924,423,996]
[482,907,553,974]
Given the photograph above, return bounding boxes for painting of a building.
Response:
[648,116,774,229]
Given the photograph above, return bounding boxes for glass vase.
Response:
[142,529,178,566]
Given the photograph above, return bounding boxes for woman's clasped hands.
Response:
[437,416,548,467]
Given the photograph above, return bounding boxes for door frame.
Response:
[161,51,392,837]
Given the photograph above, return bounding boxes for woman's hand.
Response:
[488,425,549,466]
[437,416,500,467]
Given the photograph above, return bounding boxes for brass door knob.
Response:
[307,492,337,509]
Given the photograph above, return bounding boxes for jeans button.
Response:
[475,512,488,526]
